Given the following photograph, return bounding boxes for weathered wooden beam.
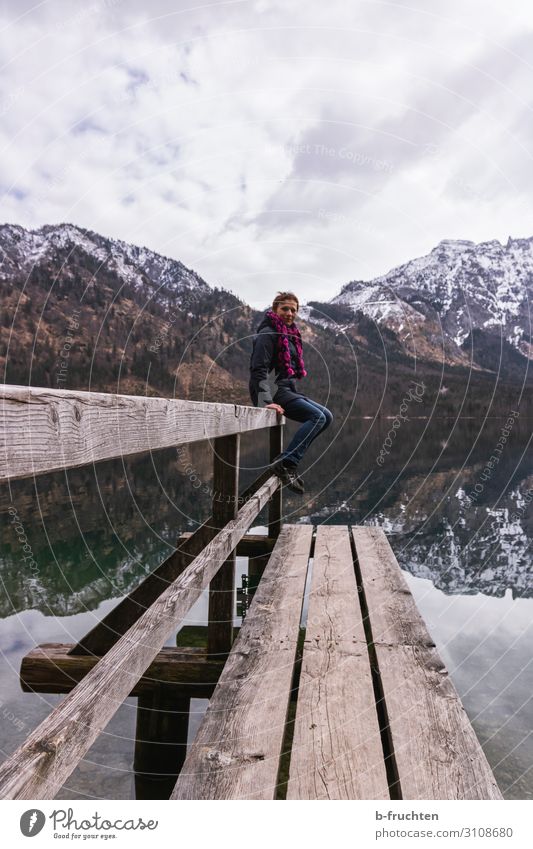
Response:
[171,524,313,800]
[0,384,281,482]
[207,434,240,659]
[71,471,280,657]
[287,525,389,800]
[178,532,277,558]
[0,476,278,800]
[70,519,213,657]
[352,527,502,801]
[20,644,222,698]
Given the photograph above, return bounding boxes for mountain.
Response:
[0,222,211,304]
[0,222,254,401]
[1,223,531,418]
[305,236,533,380]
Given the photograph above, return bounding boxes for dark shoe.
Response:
[269,460,305,494]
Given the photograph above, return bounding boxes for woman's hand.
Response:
[265,403,284,414]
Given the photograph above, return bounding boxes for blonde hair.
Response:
[272,291,299,311]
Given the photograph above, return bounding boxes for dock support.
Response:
[134,686,191,799]
[207,434,240,659]
[268,422,283,538]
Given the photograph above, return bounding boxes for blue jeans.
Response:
[278,396,333,468]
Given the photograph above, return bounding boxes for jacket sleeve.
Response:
[249,330,276,407]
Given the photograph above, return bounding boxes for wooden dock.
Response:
[171,524,501,800]
[0,385,502,800]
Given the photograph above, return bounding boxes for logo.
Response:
[20,809,46,837]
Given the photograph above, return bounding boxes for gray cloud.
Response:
[1,0,532,307]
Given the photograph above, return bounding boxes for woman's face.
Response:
[274,299,298,326]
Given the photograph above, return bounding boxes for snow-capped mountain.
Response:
[1,221,531,416]
[0,222,210,305]
[313,236,533,366]
[0,221,257,402]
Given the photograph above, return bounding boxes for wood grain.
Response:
[287,525,389,799]
[268,423,283,538]
[352,526,502,800]
[0,476,277,800]
[20,644,222,698]
[178,532,277,558]
[171,524,313,799]
[72,472,280,656]
[207,434,240,658]
[0,384,279,482]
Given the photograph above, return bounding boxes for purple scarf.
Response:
[266,309,307,378]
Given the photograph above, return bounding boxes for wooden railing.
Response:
[0,384,281,482]
[0,384,285,799]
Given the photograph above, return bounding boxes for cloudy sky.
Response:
[1,0,533,307]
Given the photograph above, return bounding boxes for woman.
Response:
[249,291,333,494]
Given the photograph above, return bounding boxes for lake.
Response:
[1,413,532,799]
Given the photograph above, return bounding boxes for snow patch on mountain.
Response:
[323,235,533,360]
[0,222,210,303]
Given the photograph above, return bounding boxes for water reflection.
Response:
[0,416,531,798]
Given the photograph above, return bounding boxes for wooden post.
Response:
[72,477,279,657]
[134,686,190,799]
[269,422,283,538]
[207,434,240,659]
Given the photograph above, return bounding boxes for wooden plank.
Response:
[351,526,435,648]
[207,434,240,658]
[71,470,279,656]
[369,643,502,800]
[171,524,313,800]
[0,384,280,482]
[352,527,502,800]
[0,476,278,800]
[287,525,389,800]
[20,645,222,698]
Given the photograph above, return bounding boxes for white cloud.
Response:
[1,0,533,307]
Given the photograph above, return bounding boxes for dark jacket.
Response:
[249,312,305,408]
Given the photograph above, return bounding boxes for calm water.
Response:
[1,415,532,799]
